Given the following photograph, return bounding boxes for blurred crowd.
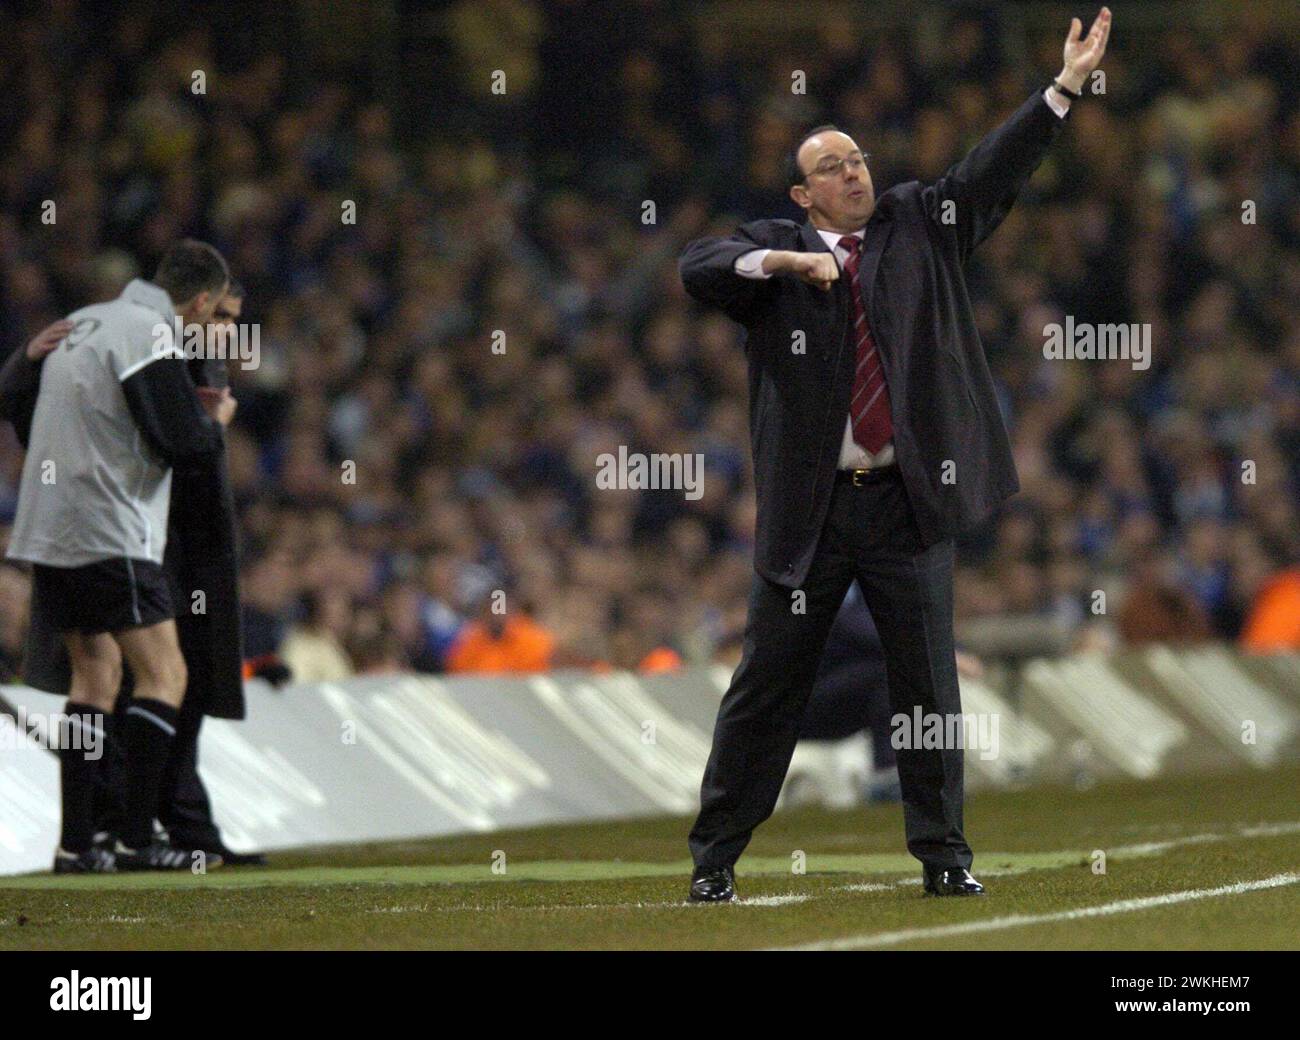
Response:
[1,1,1298,684]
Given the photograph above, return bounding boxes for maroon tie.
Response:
[839,235,893,454]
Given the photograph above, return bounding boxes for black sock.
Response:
[91,709,126,839]
[58,701,106,853]
[122,698,180,849]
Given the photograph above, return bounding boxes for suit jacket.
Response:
[680,90,1067,588]
[0,347,246,719]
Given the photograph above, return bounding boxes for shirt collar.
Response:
[818,227,865,251]
[120,279,176,322]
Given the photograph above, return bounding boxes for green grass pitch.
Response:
[3,765,1298,950]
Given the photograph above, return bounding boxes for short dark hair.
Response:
[153,239,229,306]
[784,124,842,189]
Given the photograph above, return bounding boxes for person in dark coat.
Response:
[0,285,261,865]
[679,10,1111,902]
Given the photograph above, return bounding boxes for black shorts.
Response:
[32,558,175,634]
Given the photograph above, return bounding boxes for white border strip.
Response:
[118,349,183,383]
[783,873,1300,950]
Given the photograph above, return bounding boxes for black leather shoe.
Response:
[170,840,267,867]
[689,865,736,903]
[923,867,985,896]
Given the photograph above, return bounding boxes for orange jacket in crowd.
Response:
[638,646,682,672]
[445,615,556,674]
[1240,568,1300,652]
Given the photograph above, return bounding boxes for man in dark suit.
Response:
[679,9,1111,901]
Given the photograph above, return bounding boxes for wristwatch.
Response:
[1051,77,1083,101]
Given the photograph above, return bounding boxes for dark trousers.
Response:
[96,688,222,850]
[157,699,223,850]
[689,467,971,873]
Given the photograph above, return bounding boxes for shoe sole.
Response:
[114,849,223,872]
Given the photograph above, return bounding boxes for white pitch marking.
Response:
[1239,821,1300,838]
[409,895,813,913]
[781,873,1300,951]
[0,913,152,928]
[737,894,811,907]
[1112,834,1220,855]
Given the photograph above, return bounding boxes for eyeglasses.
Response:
[808,153,869,178]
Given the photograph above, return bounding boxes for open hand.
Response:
[26,319,73,361]
[1060,7,1111,92]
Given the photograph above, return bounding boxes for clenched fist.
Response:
[197,385,237,427]
[771,251,840,291]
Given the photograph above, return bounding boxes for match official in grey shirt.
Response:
[6,239,236,872]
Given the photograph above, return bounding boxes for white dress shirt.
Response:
[734,228,894,469]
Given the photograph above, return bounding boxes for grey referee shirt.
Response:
[7,279,219,568]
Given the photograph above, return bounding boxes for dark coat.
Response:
[680,90,1068,589]
[0,349,245,719]
[163,356,246,719]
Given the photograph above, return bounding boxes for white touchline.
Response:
[739,894,811,907]
[779,872,1300,951]
[412,894,815,913]
[1239,821,1300,838]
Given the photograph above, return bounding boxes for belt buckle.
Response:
[851,469,869,486]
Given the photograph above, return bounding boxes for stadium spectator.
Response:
[1116,555,1216,645]
[0,4,1295,681]
[445,593,555,674]
[1240,566,1300,651]
[280,589,354,683]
